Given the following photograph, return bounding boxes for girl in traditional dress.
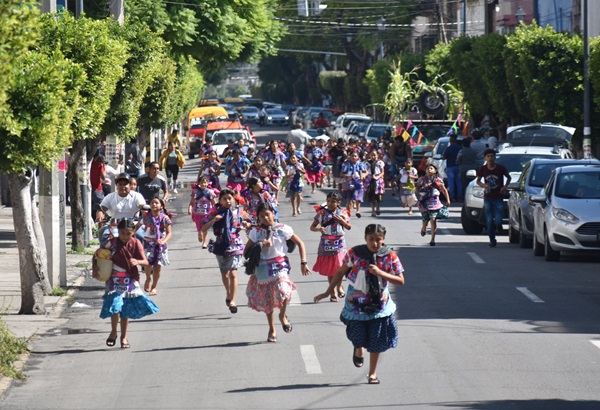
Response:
[286,154,306,216]
[365,150,386,217]
[341,151,368,218]
[225,150,249,195]
[304,138,325,194]
[242,177,278,226]
[310,192,351,302]
[397,159,418,215]
[416,164,451,246]
[136,197,172,295]
[188,176,218,249]
[202,188,250,314]
[201,150,221,190]
[314,224,405,384]
[244,203,311,342]
[94,218,159,349]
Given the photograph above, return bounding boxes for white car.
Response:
[332,113,373,141]
[503,123,575,150]
[210,129,255,157]
[461,145,573,235]
[531,165,600,261]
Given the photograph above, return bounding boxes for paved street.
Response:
[1,127,600,409]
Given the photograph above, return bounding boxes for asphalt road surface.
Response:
[2,126,600,410]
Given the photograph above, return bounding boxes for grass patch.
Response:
[52,287,68,297]
[75,261,90,268]
[0,317,28,379]
[67,248,95,256]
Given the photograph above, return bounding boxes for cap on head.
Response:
[116,173,130,184]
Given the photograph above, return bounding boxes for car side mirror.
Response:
[508,181,520,191]
[424,152,432,158]
[466,169,476,178]
[529,194,546,204]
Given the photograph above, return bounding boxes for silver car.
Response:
[264,108,289,126]
[530,165,600,261]
[508,158,600,248]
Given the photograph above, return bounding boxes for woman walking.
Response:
[314,224,405,384]
[159,142,185,194]
[93,219,159,349]
[416,164,451,246]
[310,192,351,302]
[244,203,311,342]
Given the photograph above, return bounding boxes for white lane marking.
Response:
[590,340,600,351]
[516,287,545,303]
[300,345,322,374]
[289,289,301,306]
[467,252,486,264]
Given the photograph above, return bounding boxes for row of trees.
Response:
[0,0,282,314]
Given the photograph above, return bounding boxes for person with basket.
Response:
[92,219,159,349]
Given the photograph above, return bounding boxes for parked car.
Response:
[503,123,575,150]
[425,136,464,183]
[530,165,600,261]
[332,113,373,141]
[240,106,260,123]
[461,145,574,235]
[507,158,600,248]
[365,123,393,142]
[264,108,289,126]
[346,121,369,140]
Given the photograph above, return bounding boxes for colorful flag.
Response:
[417,131,424,145]
[406,120,413,132]
[402,130,411,142]
[395,122,404,136]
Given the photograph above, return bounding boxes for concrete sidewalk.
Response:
[0,205,91,340]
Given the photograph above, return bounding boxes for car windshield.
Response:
[343,117,371,128]
[555,171,600,199]
[242,107,258,113]
[495,154,557,174]
[367,125,388,139]
[212,133,244,145]
[435,140,449,156]
[507,125,572,147]
[529,163,577,188]
[266,109,285,115]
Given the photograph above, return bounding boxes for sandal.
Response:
[337,290,345,298]
[353,348,364,368]
[282,320,292,334]
[229,304,238,314]
[149,289,158,296]
[106,334,117,347]
[420,228,426,237]
[144,279,151,293]
[367,376,380,384]
[329,295,338,302]
[430,240,435,246]
[120,338,130,349]
[267,333,277,343]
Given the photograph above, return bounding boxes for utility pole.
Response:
[582,0,592,158]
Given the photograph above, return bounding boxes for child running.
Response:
[416,164,451,246]
[93,218,159,349]
[314,224,405,384]
[286,154,305,216]
[365,150,386,217]
[310,191,351,302]
[242,177,278,225]
[202,188,249,314]
[136,197,172,296]
[398,159,418,215]
[341,151,368,218]
[189,176,218,249]
[244,203,311,343]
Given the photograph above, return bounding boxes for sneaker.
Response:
[488,240,497,248]
[173,188,178,194]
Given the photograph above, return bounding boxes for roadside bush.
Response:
[0,317,27,379]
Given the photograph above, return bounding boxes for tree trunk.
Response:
[68,140,86,251]
[8,171,52,314]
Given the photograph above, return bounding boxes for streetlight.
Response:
[515,6,526,23]
[377,17,385,60]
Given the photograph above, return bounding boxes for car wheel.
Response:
[544,230,560,261]
[508,223,519,244]
[461,205,484,235]
[518,215,533,248]
[532,230,544,256]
